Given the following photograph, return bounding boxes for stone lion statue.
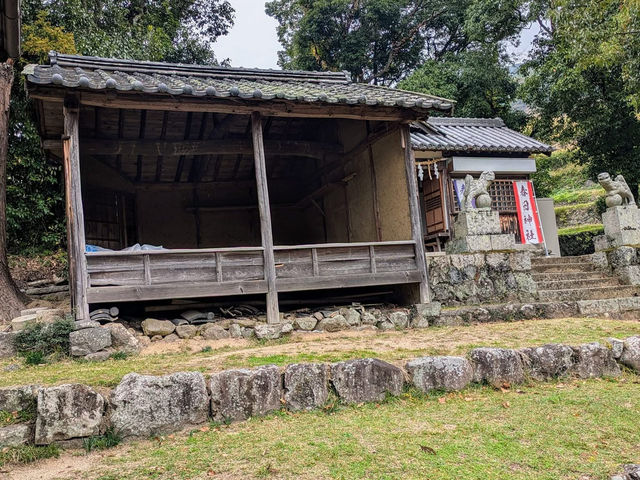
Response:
[461,171,495,211]
[597,172,636,208]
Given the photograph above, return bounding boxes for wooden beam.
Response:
[63,96,90,320]
[29,87,426,122]
[42,138,343,160]
[401,125,430,304]
[251,111,280,324]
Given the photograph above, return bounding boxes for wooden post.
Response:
[63,96,90,320]
[251,112,280,324]
[401,125,430,304]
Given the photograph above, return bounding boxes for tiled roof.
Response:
[24,52,455,113]
[411,117,553,154]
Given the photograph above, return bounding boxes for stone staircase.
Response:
[531,255,640,302]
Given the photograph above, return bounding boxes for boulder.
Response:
[175,324,197,339]
[470,348,525,386]
[111,372,209,438]
[0,385,39,412]
[0,331,17,358]
[519,344,574,381]
[610,464,640,480]
[141,319,175,337]
[254,323,292,340]
[331,358,404,404]
[571,343,621,378]
[0,424,33,447]
[229,324,243,338]
[200,325,230,340]
[360,312,378,325]
[405,356,473,392]
[389,311,409,329]
[410,303,441,328]
[151,335,163,342]
[234,318,257,328]
[317,315,350,332]
[35,309,66,324]
[210,365,282,422]
[35,384,105,445]
[339,308,361,326]
[104,323,140,354]
[608,338,625,359]
[10,314,37,332]
[69,327,112,357]
[294,317,318,331]
[619,336,640,372]
[284,363,329,411]
[377,320,395,331]
[163,333,180,343]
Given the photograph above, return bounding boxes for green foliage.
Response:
[22,11,77,62]
[265,0,527,86]
[530,149,587,198]
[0,405,36,425]
[83,427,122,453]
[109,351,129,361]
[0,444,60,467]
[520,0,640,191]
[14,317,74,359]
[557,224,604,256]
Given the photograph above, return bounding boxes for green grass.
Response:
[83,427,122,453]
[1,317,638,389]
[551,188,602,205]
[66,375,640,479]
[0,444,60,468]
[557,224,604,236]
[0,405,36,425]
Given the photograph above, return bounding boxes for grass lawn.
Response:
[12,373,639,480]
[1,317,639,388]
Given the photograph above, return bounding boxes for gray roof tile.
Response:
[411,117,552,154]
[24,52,455,113]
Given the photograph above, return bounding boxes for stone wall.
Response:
[592,247,640,285]
[2,336,638,448]
[426,251,537,306]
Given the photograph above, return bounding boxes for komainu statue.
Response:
[598,172,636,208]
[461,171,495,211]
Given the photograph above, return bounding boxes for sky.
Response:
[214,0,281,69]
[214,0,538,70]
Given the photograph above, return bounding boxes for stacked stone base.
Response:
[2,336,638,448]
[447,210,515,254]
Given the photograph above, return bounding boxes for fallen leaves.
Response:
[419,445,436,455]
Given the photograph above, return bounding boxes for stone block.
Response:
[490,234,516,251]
[590,251,609,269]
[69,327,112,356]
[339,308,361,326]
[406,356,473,392]
[73,320,101,330]
[610,230,640,248]
[618,296,640,311]
[294,316,318,331]
[594,235,611,252]
[228,324,243,338]
[616,265,640,285]
[284,363,329,411]
[254,323,291,340]
[0,424,33,447]
[519,344,574,381]
[317,315,349,332]
[200,324,230,340]
[0,385,39,412]
[210,365,282,422]
[35,384,105,444]
[602,205,640,236]
[577,298,620,316]
[0,332,17,358]
[410,302,441,328]
[331,358,404,404]
[608,246,637,269]
[388,311,409,329]
[104,323,140,354]
[470,348,525,386]
[10,314,37,332]
[619,336,640,372]
[454,210,502,236]
[607,338,624,359]
[571,343,621,378]
[111,372,209,437]
[141,319,175,337]
[446,235,492,254]
[509,252,532,271]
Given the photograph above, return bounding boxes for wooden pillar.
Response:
[251,112,280,324]
[63,96,90,320]
[401,125,430,304]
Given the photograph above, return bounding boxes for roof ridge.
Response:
[428,117,505,127]
[49,52,351,84]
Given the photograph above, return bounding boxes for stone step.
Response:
[538,285,640,302]
[531,255,592,266]
[531,271,610,282]
[536,277,620,291]
[531,262,597,273]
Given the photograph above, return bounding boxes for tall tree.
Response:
[519,0,640,190]
[0,60,27,321]
[265,0,526,85]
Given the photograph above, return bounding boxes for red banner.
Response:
[513,181,543,244]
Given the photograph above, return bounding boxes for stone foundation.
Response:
[2,336,637,447]
[446,210,515,254]
[427,251,537,305]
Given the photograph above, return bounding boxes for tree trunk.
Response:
[0,61,26,322]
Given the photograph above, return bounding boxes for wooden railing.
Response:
[85,241,420,303]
